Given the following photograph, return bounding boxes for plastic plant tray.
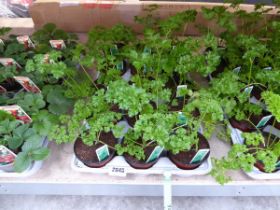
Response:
[0,137,49,178]
[71,155,212,177]
[229,124,280,180]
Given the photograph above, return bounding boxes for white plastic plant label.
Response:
[0,58,21,69]
[0,85,7,93]
[49,40,66,50]
[256,115,272,128]
[110,45,118,55]
[275,161,280,170]
[177,112,187,125]
[229,126,244,144]
[96,144,110,162]
[109,166,127,177]
[121,69,132,82]
[16,35,35,49]
[143,47,151,54]
[146,146,164,163]
[13,76,41,93]
[82,120,91,130]
[263,66,272,71]
[0,39,4,45]
[0,145,16,166]
[116,61,124,71]
[0,105,32,124]
[176,85,188,98]
[244,85,253,95]
[233,66,241,74]
[190,149,210,164]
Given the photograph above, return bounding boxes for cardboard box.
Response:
[29,0,278,35]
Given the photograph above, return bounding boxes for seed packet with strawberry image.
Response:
[17,35,35,49]
[0,146,16,166]
[0,58,22,69]
[49,40,66,50]
[0,105,32,124]
[13,76,41,93]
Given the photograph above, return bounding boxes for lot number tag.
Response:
[190,149,209,164]
[109,166,127,177]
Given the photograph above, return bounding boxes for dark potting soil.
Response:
[125,115,138,127]
[169,133,209,166]
[74,131,117,167]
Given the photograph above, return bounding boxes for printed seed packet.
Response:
[0,85,7,93]
[0,58,21,69]
[96,144,110,162]
[0,145,16,166]
[146,146,164,163]
[190,149,210,164]
[17,35,35,49]
[49,40,66,50]
[0,105,32,124]
[13,76,41,93]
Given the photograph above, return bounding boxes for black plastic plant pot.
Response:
[73,132,116,168]
[168,133,210,170]
[253,132,280,173]
[123,144,160,169]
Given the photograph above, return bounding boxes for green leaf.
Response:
[30,148,49,161]
[14,152,32,172]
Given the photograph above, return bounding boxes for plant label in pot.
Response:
[275,161,280,170]
[16,35,35,49]
[116,61,124,71]
[177,112,187,125]
[146,146,164,163]
[190,149,210,164]
[256,115,272,129]
[176,85,188,98]
[13,76,41,93]
[96,145,110,162]
[0,105,32,124]
[0,145,16,172]
[244,86,253,95]
[49,40,66,50]
[263,67,272,71]
[110,45,118,56]
[0,85,7,93]
[0,39,4,45]
[233,66,241,74]
[0,58,21,69]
